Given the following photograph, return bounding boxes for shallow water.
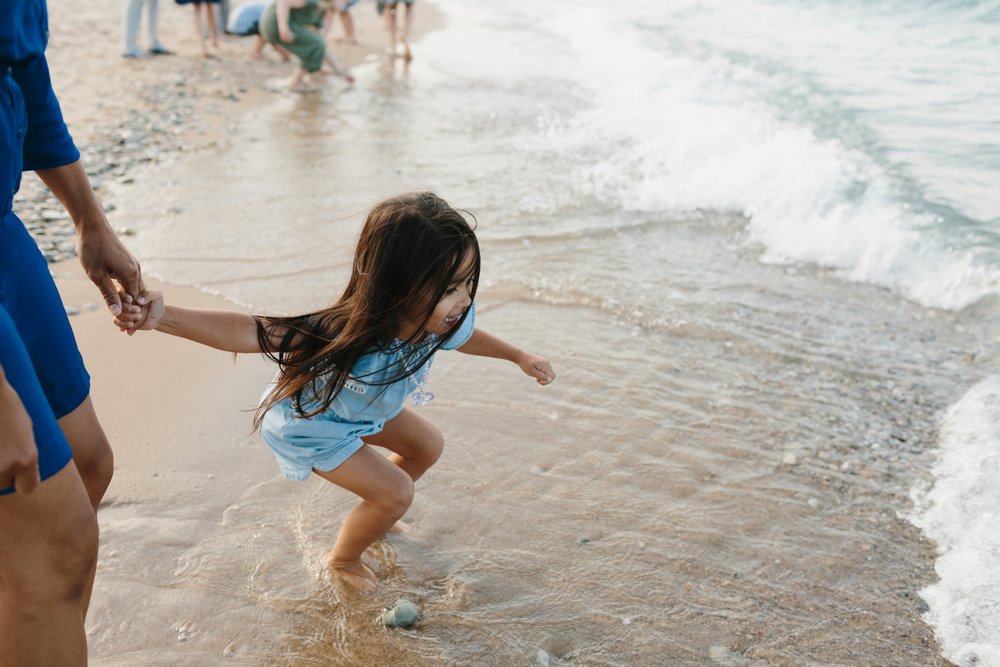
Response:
[92,0,1000,664]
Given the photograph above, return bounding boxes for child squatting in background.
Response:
[118,192,555,592]
[259,0,354,90]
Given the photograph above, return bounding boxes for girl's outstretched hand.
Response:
[517,352,555,385]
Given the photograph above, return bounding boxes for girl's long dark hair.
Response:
[252,192,480,430]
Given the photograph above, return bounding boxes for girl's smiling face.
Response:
[400,249,476,339]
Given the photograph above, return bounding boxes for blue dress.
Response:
[259,305,475,480]
[0,0,85,493]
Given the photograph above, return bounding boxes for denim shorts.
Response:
[259,395,385,481]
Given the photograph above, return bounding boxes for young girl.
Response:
[119,192,555,592]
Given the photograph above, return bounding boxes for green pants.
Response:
[259,4,325,72]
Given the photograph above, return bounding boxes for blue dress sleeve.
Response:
[12,55,79,172]
[439,304,476,351]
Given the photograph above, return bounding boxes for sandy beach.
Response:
[21,0,1000,665]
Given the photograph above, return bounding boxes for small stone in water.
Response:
[782,452,798,465]
[381,599,421,628]
[535,649,551,666]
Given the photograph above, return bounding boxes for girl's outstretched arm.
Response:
[457,329,555,385]
[120,289,273,354]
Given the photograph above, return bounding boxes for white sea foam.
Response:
[539,7,999,310]
[910,376,1000,667]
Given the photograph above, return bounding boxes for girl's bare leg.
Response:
[273,43,292,61]
[339,11,356,43]
[315,447,416,592]
[205,2,219,47]
[362,406,444,482]
[383,5,397,55]
[287,67,310,91]
[400,2,413,59]
[250,35,266,59]
[193,4,208,56]
[316,408,443,592]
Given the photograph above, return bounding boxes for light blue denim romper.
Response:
[259,306,475,480]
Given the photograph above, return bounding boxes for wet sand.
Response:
[25,0,996,665]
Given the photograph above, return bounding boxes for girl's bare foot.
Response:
[329,558,377,594]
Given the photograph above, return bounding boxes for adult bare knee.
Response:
[0,463,98,611]
[2,502,98,607]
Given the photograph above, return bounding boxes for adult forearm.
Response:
[36,159,143,311]
[34,160,106,232]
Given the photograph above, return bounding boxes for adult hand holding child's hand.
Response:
[114,289,165,335]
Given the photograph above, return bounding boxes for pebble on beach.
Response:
[381,599,421,628]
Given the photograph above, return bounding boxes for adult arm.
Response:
[0,365,40,495]
[35,161,143,316]
[457,329,555,385]
[13,54,143,316]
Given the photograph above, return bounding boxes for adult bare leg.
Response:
[383,4,397,55]
[57,395,113,614]
[0,462,98,666]
[57,396,113,511]
[400,2,413,59]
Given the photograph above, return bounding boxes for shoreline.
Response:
[17,1,988,665]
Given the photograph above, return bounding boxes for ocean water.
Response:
[100,0,1000,664]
